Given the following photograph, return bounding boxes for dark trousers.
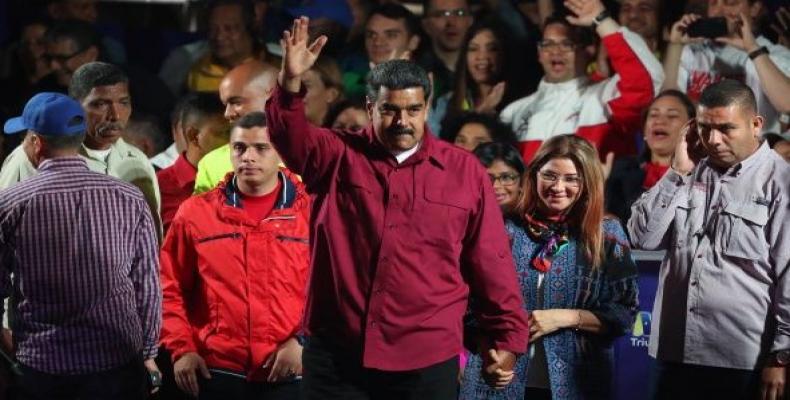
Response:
[16,358,147,400]
[197,371,300,400]
[300,336,458,400]
[649,360,761,400]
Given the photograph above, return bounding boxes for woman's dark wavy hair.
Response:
[443,17,528,126]
[473,142,526,175]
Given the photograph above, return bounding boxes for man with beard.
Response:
[266,17,528,399]
[0,61,161,239]
[500,0,663,162]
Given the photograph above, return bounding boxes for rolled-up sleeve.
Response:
[628,169,689,250]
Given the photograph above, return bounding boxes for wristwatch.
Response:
[592,9,611,26]
[773,350,790,366]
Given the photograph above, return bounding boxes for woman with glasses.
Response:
[428,18,531,136]
[473,142,525,214]
[460,135,639,400]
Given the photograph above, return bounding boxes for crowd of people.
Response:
[0,0,788,399]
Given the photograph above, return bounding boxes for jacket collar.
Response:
[222,169,296,209]
[360,123,447,169]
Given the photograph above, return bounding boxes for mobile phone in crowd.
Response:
[687,17,729,39]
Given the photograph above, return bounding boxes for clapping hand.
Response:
[280,16,328,92]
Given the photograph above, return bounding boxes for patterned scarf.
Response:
[524,213,570,273]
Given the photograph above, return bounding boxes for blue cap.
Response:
[284,0,354,30]
[3,92,86,136]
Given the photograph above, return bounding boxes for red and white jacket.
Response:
[500,28,663,162]
[160,169,310,381]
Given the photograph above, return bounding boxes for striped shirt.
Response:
[0,157,161,375]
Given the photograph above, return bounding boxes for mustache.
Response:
[96,122,124,134]
[386,126,414,136]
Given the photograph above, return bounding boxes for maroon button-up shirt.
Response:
[266,85,528,371]
[156,153,197,234]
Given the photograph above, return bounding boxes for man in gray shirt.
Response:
[629,80,790,400]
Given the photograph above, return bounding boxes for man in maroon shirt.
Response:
[156,92,227,234]
[266,17,529,399]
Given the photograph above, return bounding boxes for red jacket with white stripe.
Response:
[500,27,663,162]
[160,169,310,381]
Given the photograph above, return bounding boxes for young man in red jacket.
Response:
[160,111,310,399]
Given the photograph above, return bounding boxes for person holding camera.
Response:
[628,80,790,400]
[662,0,790,133]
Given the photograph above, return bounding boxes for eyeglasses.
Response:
[537,40,576,52]
[427,9,470,18]
[43,48,86,64]
[489,173,520,186]
[537,171,581,187]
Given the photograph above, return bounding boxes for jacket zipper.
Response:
[276,235,309,244]
[197,232,242,243]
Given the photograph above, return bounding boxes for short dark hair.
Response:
[45,19,99,52]
[234,111,267,130]
[421,0,470,15]
[178,92,225,127]
[542,12,595,47]
[69,61,128,100]
[698,79,758,115]
[366,60,431,102]
[440,112,517,146]
[37,132,86,151]
[368,3,421,37]
[473,142,526,175]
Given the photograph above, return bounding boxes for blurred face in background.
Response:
[20,23,51,81]
[302,69,340,126]
[209,4,254,66]
[644,95,692,159]
[707,0,762,36]
[453,122,492,151]
[331,106,369,131]
[487,159,521,209]
[538,23,583,83]
[466,29,502,85]
[618,0,659,43]
[45,37,98,87]
[365,14,419,65]
[423,0,473,52]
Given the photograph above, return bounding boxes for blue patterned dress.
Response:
[459,218,639,400]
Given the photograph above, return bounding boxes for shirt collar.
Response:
[223,169,296,209]
[38,156,89,172]
[363,124,446,169]
[704,141,770,177]
[171,153,198,189]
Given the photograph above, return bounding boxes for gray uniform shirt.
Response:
[628,142,790,370]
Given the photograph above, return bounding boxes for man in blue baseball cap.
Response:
[4,92,87,166]
[0,91,162,400]
[0,61,161,241]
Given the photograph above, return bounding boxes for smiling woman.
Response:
[605,90,695,224]
[460,135,639,400]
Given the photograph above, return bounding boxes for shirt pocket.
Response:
[419,184,473,248]
[721,201,769,260]
[671,197,697,248]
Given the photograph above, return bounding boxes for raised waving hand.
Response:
[279,16,328,93]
